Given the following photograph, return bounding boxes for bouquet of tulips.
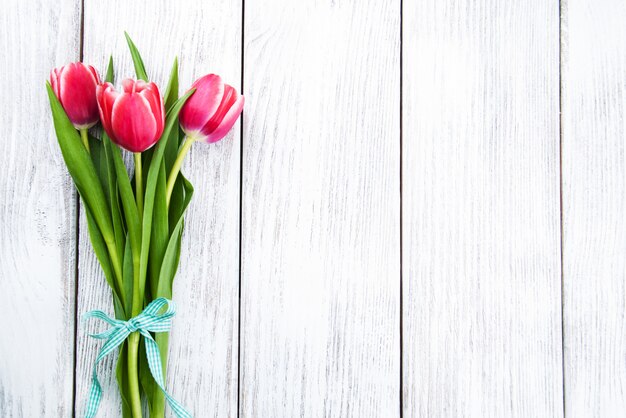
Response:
[46,34,243,418]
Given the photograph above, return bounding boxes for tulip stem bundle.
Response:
[47,33,243,418]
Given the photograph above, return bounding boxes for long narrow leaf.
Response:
[124,32,148,81]
[101,57,125,261]
[46,83,114,245]
[138,90,195,306]
[110,143,142,318]
[163,57,179,111]
[157,176,193,297]
[105,55,114,83]
[146,175,192,418]
[164,121,180,174]
[163,58,180,171]
[122,235,134,317]
[139,336,163,416]
[88,133,106,189]
[168,175,186,232]
[148,161,169,300]
[110,144,141,261]
[103,136,126,262]
[84,206,124,317]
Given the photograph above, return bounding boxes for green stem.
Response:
[165,136,195,208]
[128,141,144,418]
[80,128,90,153]
[134,153,144,218]
[127,332,142,418]
[128,257,143,417]
[128,145,145,417]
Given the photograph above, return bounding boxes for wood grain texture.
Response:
[76,1,241,416]
[402,1,562,416]
[0,0,80,416]
[240,0,400,416]
[561,1,626,416]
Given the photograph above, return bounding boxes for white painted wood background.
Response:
[0,0,625,417]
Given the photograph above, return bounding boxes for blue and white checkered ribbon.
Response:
[83,297,191,418]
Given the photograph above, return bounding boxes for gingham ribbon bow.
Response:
[83,297,191,418]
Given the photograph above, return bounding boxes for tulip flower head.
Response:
[179,74,244,143]
[96,79,165,153]
[50,62,101,129]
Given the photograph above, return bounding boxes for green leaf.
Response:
[109,143,142,319]
[164,123,179,174]
[142,176,192,418]
[178,126,185,147]
[137,93,194,417]
[140,147,154,187]
[122,234,135,317]
[103,136,126,263]
[124,32,148,81]
[139,335,165,417]
[167,175,186,232]
[110,144,141,262]
[163,57,179,111]
[88,133,106,188]
[163,58,181,172]
[84,206,124,316]
[46,83,114,247]
[105,55,114,83]
[116,342,133,418]
[157,175,193,298]
[137,90,195,311]
[100,57,126,266]
[142,330,168,417]
[148,161,169,300]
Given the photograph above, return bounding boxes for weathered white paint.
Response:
[402,0,563,416]
[561,1,626,417]
[76,1,241,416]
[4,0,626,416]
[240,0,401,416]
[0,0,80,416]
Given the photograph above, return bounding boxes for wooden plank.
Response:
[76,1,241,415]
[240,1,400,417]
[402,1,562,416]
[561,0,626,416]
[0,0,80,416]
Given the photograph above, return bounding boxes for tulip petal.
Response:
[140,82,165,133]
[87,64,100,85]
[204,94,244,143]
[179,74,224,133]
[55,63,101,129]
[122,78,135,93]
[202,85,237,131]
[97,83,119,140]
[110,93,159,152]
[50,67,62,97]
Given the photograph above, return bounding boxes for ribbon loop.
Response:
[82,297,191,418]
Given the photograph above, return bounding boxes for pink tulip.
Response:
[96,79,165,153]
[179,74,244,143]
[50,62,101,129]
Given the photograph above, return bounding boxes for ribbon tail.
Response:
[84,368,102,418]
[143,333,192,418]
[83,325,129,418]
